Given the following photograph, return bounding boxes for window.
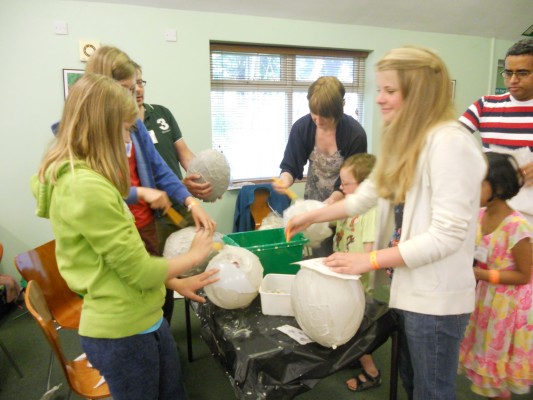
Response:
[210,43,368,183]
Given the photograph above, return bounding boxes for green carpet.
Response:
[0,298,530,400]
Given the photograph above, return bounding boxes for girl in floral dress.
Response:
[459,152,533,399]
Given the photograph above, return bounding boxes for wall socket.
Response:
[164,28,177,42]
[54,20,68,35]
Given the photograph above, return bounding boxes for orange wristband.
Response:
[488,269,500,284]
[369,251,379,270]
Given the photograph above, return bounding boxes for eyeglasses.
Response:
[500,70,532,79]
[136,80,147,87]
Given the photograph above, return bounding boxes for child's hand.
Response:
[521,161,533,187]
[171,269,220,303]
[189,228,214,265]
[137,187,172,212]
[285,214,312,241]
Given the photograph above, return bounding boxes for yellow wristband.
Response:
[488,269,500,284]
[187,200,199,212]
[369,251,379,270]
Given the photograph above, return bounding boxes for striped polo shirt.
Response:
[459,93,533,151]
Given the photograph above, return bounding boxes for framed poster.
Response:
[62,69,84,99]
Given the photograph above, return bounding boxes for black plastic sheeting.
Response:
[194,296,398,400]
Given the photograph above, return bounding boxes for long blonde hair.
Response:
[38,74,138,196]
[85,46,136,81]
[373,46,455,203]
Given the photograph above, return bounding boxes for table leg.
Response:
[185,299,193,362]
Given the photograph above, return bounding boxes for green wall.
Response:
[0,0,515,277]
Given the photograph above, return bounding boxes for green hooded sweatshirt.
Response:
[31,161,168,338]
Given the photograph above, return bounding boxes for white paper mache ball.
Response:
[204,245,264,310]
[162,227,226,278]
[186,149,231,202]
[283,200,332,247]
[291,267,365,348]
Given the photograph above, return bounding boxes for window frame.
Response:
[210,42,369,186]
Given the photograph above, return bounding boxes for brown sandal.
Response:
[346,369,382,392]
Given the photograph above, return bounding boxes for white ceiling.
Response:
[79,0,532,41]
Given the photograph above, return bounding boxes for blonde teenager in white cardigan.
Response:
[286,46,486,400]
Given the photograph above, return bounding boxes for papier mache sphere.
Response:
[283,200,332,247]
[291,267,365,348]
[162,227,226,278]
[204,245,264,310]
[186,149,231,202]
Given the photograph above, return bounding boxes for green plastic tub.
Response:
[223,228,308,276]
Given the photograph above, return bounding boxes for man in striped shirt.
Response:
[460,38,533,224]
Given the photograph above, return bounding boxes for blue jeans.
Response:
[80,320,187,400]
[394,309,469,400]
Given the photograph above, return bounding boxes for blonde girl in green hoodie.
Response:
[32,73,217,400]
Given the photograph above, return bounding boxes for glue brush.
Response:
[165,207,187,228]
[272,177,298,201]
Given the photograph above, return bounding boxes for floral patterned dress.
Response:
[459,209,533,398]
[304,147,343,202]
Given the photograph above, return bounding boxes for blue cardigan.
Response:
[126,119,191,206]
[51,119,191,206]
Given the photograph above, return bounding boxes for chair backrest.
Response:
[233,184,291,232]
[14,240,82,329]
[250,188,272,230]
[25,280,110,399]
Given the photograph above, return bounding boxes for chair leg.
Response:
[46,348,54,390]
[184,299,193,362]
[0,338,23,378]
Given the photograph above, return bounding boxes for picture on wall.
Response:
[63,69,84,99]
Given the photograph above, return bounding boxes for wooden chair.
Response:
[25,280,110,399]
[14,240,83,389]
[14,240,81,329]
[250,188,273,230]
[0,242,24,378]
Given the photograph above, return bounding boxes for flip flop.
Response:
[346,369,382,392]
